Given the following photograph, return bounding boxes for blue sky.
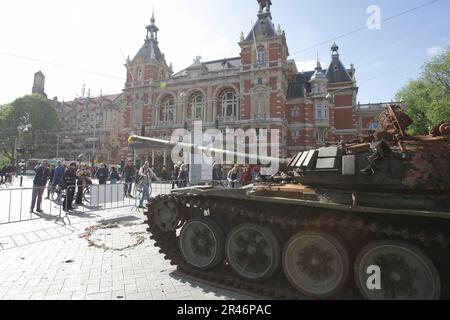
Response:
[0,0,449,105]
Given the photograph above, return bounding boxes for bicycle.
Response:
[51,185,64,205]
[82,185,91,205]
[132,183,143,198]
[2,173,14,188]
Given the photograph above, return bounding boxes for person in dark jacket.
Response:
[123,160,136,197]
[171,164,180,189]
[30,160,51,213]
[0,165,5,183]
[213,163,223,185]
[52,160,65,187]
[178,164,189,188]
[109,166,119,184]
[2,164,14,184]
[95,163,109,185]
[62,162,78,212]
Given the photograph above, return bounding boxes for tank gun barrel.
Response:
[128,135,284,164]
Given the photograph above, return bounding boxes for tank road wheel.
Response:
[152,199,181,232]
[354,240,441,300]
[225,223,280,281]
[283,230,350,298]
[179,218,225,270]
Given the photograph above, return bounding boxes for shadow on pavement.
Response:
[170,272,255,300]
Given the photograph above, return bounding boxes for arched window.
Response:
[189,93,204,121]
[160,95,175,123]
[220,89,239,119]
[257,47,266,66]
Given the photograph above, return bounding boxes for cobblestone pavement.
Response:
[0,206,253,300]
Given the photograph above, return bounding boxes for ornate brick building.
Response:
[121,0,359,166]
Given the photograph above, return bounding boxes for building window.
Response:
[314,85,324,95]
[189,93,205,121]
[316,128,326,143]
[292,129,300,138]
[368,121,379,130]
[220,90,239,118]
[160,95,175,123]
[257,47,266,66]
[291,109,300,118]
[316,105,328,120]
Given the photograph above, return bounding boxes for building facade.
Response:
[120,0,359,167]
[53,94,123,164]
[356,101,404,136]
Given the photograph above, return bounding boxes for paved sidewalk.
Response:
[0,207,252,300]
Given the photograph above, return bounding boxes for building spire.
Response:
[257,0,272,13]
[331,42,339,57]
[316,51,322,70]
[146,10,159,40]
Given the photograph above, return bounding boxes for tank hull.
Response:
[145,185,450,300]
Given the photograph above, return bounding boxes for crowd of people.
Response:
[224,164,261,188]
[0,163,14,184]
[27,159,162,213]
[8,157,264,215]
[170,162,190,189]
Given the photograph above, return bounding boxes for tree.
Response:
[0,94,61,163]
[396,47,450,135]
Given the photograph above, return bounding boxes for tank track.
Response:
[144,193,450,300]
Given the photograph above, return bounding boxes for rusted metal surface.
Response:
[430,122,450,136]
[345,143,371,154]
[440,123,450,135]
[400,139,450,189]
[378,104,413,141]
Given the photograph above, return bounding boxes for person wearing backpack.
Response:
[95,163,109,185]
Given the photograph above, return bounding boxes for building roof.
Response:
[246,12,277,41]
[132,38,164,63]
[57,94,121,113]
[173,57,241,78]
[326,44,352,83]
[287,71,314,99]
[326,57,352,83]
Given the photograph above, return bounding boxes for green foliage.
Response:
[0,94,61,161]
[396,47,450,135]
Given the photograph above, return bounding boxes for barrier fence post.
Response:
[20,188,23,221]
[8,189,12,223]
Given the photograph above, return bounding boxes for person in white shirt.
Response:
[138,161,159,208]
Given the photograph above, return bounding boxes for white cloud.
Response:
[427,46,443,56]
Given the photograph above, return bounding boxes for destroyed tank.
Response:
[130,105,450,300]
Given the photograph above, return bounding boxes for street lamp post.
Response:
[56,134,60,159]
[13,124,32,167]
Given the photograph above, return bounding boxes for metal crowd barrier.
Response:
[0,181,178,226]
[0,179,237,226]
